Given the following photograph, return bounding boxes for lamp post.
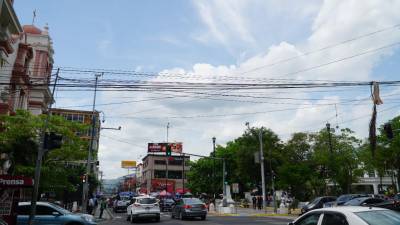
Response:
[245,122,268,211]
[212,137,216,198]
[82,73,102,213]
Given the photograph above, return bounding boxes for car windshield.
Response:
[184,198,203,205]
[138,198,157,204]
[337,195,352,202]
[308,197,322,205]
[344,197,366,206]
[356,210,400,225]
[49,203,71,214]
[120,196,130,201]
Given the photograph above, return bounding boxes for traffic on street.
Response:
[2,1,400,225]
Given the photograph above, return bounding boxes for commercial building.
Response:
[140,154,190,193]
[327,170,398,195]
[49,108,101,177]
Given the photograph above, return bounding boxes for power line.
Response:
[241,23,400,74]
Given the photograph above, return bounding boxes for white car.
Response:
[113,195,131,213]
[289,206,400,225]
[127,196,160,223]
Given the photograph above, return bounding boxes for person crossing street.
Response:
[99,197,107,219]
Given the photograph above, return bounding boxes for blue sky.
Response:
[14,1,400,178]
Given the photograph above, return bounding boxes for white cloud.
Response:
[93,0,400,178]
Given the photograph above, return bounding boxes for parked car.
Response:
[343,197,386,207]
[171,198,207,220]
[126,196,160,222]
[113,195,131,213]
[393,193,400,202]
[289,206,400,225]
[160,198,175,212]
[16,202,96,225]
[301,196,336,214]
[324,194,368,207]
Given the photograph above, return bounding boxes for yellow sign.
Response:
[121,160,136,168]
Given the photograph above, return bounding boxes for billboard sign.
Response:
[0,175,34,187]
[148,143,182,153]
[121,160,137,169]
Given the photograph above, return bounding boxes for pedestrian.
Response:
[252,196,257,209]
[257,196,262,210]
[99,198,107,219]
[88,197,95,215]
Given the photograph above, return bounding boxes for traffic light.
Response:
[166,144,172,156]
[44,132,63,150]
[384,123,394,139]
[82,175,86,183]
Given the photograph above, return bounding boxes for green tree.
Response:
[278,132,322,200]
[376,116,400,192]
[0,110,92,197]
[311,128,362,194]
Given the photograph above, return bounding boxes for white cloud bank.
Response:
[97,0,400,178]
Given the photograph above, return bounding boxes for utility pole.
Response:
[326,123,333,154]
[222,158,226,198]
[82,73,102,213]
[99,171,103,192]
[270,142,277,213]
[258,130,267,211]
[182,153,185,193]
[166,122,170,192]
[212,137,216,198]
[28,69,60,225]
[245,122,267,211]
[326,122,336,193]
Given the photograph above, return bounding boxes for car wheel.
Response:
[155,215,160,222]
[201,215,206,220]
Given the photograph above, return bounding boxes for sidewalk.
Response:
[209,206,300,219]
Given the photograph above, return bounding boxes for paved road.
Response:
[99,211,293,225]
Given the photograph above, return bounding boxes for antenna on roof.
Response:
[32,9,37,25]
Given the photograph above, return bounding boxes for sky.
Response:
[14,0,400,179]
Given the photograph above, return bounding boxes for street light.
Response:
[245,123,266,209]
[101,126,122,131]
[245,122,276,213]
[212,137,216,198]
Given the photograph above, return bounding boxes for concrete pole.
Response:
[259,130,267,210]
[29,69,59,225]
[166,122,170,192]
[212,137,216,198]
[222,158,226,197]
[82,73,102,213]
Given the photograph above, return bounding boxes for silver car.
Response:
[16,202,96,225]
[126,196,160,222]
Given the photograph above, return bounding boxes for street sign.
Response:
[148,143,183,153]
[232,183,239,193]
[0,175,34,187]
[121,160,136,169]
